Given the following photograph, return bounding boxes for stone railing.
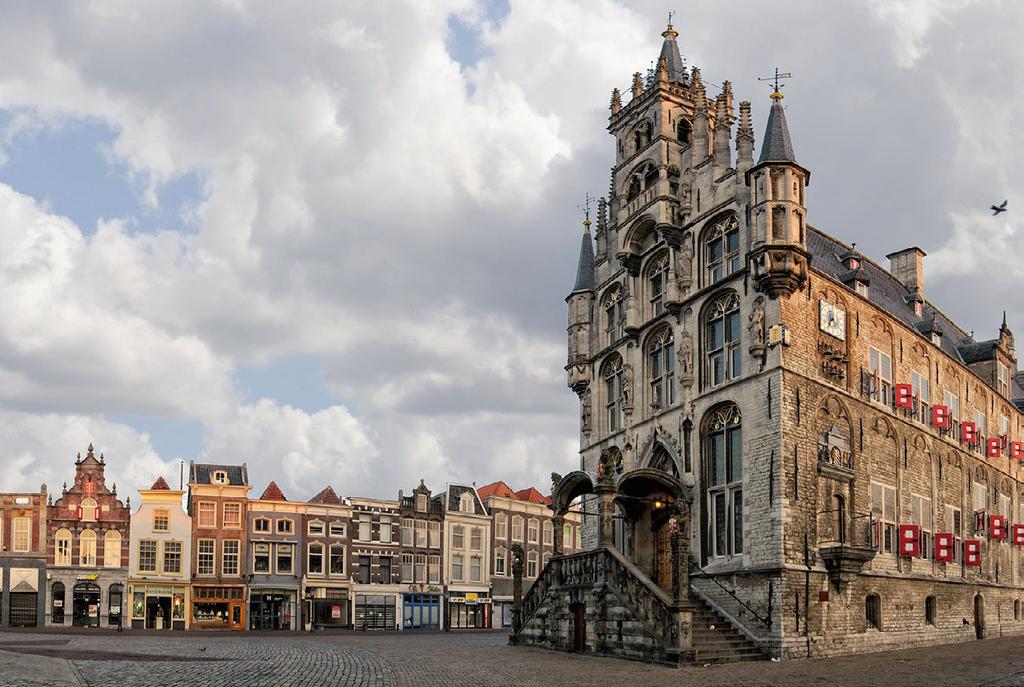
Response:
[604,546,675,646]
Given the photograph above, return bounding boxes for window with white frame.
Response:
[308,520,325,536]
[197,502,216,528]
[911,370,930,422]
[104,530,121,567]
[496,514,507,539]
[470,555,482,582]
[543,553,552,568]
[416,493,428,512]
[975,409,987,446]
[452,525,464,549]
[512,516,524,542]
[223,503,241,528]
[428,555,440,583]
[945,506,962,564]
[911,494,932,560]
[330,544,345,575]
[212,470,228,484]
[55,529,72,566]
[254,517,271,534]
[276,519,293,535]
[308,543,324,574]
[253,543,271,574]
[495,547,507,576]
[416,520,427,548]
[999,362,1011,397]
[222,540,239,576]
[470,527,482,551]
[460,493,475,513]
[648,328,676,410]
[1001,415,1011,439]
[1000,494,1012,518]
[401,518,414,546]
[543,522,553,546]
[79,497,97,522]
[379,516,392,543]
[13,517,30,553]
[944,390,960,435]
[527,551,539,578]
[329,522,345,538]
[706,405,743,558]
[197,539,215,575]
[869,347,892,405]
[79,529,97,567]
[452,553,464,581]
[415,554,427,582]
[163,541,181,574]
[139,540,158,573]
[705,293,742,387]
[358,514,371,541]
[401,553,414,583]
[428,521,441,548]
[870,482,897,555]
[973,480,988,513]
[277,543,293,574]
[528,519,539,543]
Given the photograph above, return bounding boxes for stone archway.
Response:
[616,469,691,594]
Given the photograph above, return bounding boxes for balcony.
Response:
[618,186,657,224]
[817,443,853,480]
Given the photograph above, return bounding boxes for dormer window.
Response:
[855,281,869,298]
[460,493,475,513]
[913,302,923,317]
[998,362,1010,397]
[848,258,860,270]
[416,493,427,512]
[213,471,228,484]
[931,332,942,347]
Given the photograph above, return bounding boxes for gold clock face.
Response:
[819,300,846,340]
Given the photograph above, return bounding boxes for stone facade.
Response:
[397,480,444,630]
[440,485,491,629]
[302,485,353,630]
[0,486,47,627]
[541,19,1024,663]
[46,446,130,628]
[350,496,403,630]
[247,482,302,631]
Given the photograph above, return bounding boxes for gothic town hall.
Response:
[514,21,1024,663]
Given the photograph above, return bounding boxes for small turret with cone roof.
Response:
[566,203,596,392]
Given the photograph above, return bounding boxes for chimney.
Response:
[886,247,926,295]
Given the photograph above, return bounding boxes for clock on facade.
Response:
[819,300,846,340]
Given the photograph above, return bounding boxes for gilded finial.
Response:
[758,66,792,101]
[579,193,593,228]
[662,12,678,39]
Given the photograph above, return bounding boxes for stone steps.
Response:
[687,596,767,665]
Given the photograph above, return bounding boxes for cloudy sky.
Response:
[0,0,1018,501]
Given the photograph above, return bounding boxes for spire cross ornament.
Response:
[758,67,792,100]
[578,193,593,225]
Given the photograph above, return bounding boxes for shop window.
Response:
[51,582,65,625]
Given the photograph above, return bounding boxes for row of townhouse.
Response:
[0,451,581,631]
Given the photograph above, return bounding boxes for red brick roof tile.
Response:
[308,485,342,505]
[477,481,516,500]
[150,476,171,490]
[259,481,287,501]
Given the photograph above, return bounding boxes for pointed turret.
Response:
[566,211,595,391]
[658,20,688,84]
[713,82,734,177]
[571,218,595,294]
[690,67,709,167]
[746,86,811,299]
[631,72,644,99]
[736,100,755,174]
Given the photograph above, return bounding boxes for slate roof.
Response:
[189,462,248,486]
[571,226,596,293]
[658,28,687,84]
[757,98,798,165]
[446,484,487,516]
[308,486,342,505]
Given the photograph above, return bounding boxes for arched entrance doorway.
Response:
[73,582,101,627]
[616,469,689,593]
[51,582,65,625]
[974,594,985,639]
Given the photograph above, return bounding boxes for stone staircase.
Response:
[687,594,767,665]
[513,546,766,666]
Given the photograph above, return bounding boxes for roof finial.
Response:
[758,66,792,100]
[578,193,593,228]
[662,12,678,39]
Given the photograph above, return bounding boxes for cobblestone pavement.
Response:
[2,629,1024,686]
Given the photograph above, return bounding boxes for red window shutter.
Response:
[964,539,982,566]
[899,524,920,558]
[990,515,1007,540]
[1012,524,1024,546]
[934,532,955,562]
[894,384,913,409]
[1011,441,1024,460]
[962,421,977,445]
[932,405,950,429]
[987,438,1002,457]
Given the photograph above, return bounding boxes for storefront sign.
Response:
[331,605,342,619]
[465,593,478,602]
[76,574,99,581]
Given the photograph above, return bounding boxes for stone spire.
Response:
[610,88,622,114]
[713,82,734,176]
[658,19,688,84]
[571,214,596,294]
[758,95,798,164]
[736,100,755,174]
[631,72,644,99]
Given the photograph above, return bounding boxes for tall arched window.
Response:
[80,529,97,567]
[648,329,675,411]
[647,254,669,318]
[705,292,741,387]
[80,497,97,522]
[602,286,625,345]
[104,531,122,568]
[602,356,625,433]
[704,215,741,285]
[678,119,691,145]
[54,528,72,566]
[51,582,65,624]
[626,175,642,201]
[704,405,743,559]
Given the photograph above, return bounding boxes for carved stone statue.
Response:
[677,240,693,285]
[748,297,765,346]
[621,363,634,409]
[550,473,562,494]
[580,390,592,434]
[676,330,694,378]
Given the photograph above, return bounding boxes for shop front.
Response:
[402,590,442,631]
[73,581,101,627]
[446,591,490,629]
[190,585,246,631]
[128,583,188,630]
[249,589,297,631]
[305,585,351,630]
[354,594,397,630]
[4,566,43,628]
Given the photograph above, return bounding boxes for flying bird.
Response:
[991,200,1008,215]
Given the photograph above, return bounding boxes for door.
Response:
[974,595,985,639]
[73,584,100,627]
[146,597,171,630]
[652,511,673,592]
[572,603,586,652]
[8,592,38,627]
[230,603,243,630]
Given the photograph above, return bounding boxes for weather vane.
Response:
[578,193,593,225]
[758,67,792,99]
